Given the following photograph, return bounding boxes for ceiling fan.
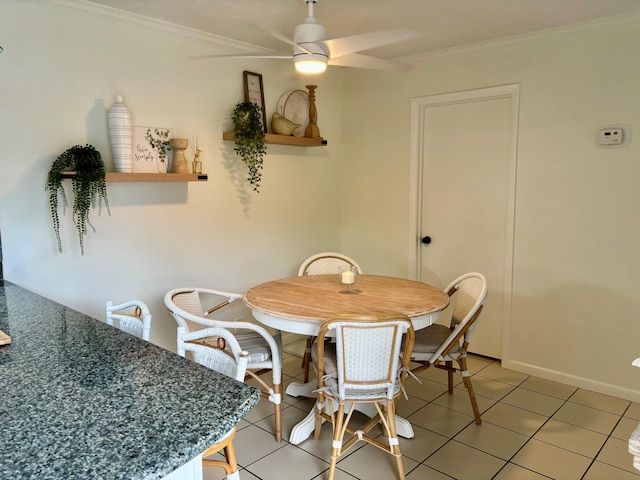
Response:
[205,0,419,73]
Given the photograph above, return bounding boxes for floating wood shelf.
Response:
[59,172,208,182]
[222,132,327,147]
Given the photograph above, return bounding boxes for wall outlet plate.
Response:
[599,127,623,145]
[597,124,631,148]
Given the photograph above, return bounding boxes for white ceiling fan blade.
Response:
[255,23,316,56]
[190,52,290,60]
[328,53,411,71]
[268,29,299,49]
[323,29,419,59]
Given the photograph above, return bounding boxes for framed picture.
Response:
[132,126,172,173]
[243,70,267,132]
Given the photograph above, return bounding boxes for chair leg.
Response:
[314,399,323,440]
[446,360,454,393]
[302,335,315,383]
[225,470,240,480]
[202,428,239,479]
[315,395,333,440]
[328,403,346,480]
[249,370,283,442]
[459,358,482,425]
[383,400,405,480]
[273,382,283,442]
[223,443,239,480]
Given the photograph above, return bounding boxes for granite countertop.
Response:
[0,281,261,480]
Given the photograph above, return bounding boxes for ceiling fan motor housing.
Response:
[293,22,329,61]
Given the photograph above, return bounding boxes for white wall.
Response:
[0,1,345,350]
[340,16,640,400]
[2,2,639,402]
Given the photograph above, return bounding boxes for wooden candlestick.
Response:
[304,85,321,139]
[169,138,189,174]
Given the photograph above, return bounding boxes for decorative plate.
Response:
[276,90,309,137]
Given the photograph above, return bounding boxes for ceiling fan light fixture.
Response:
[295,56,328,73]
[198,0,416,73]
[293,41,328,73]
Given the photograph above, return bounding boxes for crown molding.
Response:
[404,11,640,63]
[19,0,268,54]
[20,1,640,63]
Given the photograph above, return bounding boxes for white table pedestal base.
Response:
[285,380,316,397]
[286,381,415,445]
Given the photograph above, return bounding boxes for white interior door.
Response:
[409,85,519,360]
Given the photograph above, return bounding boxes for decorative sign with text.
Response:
[132,126,172,173]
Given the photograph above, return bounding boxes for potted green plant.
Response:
[46,144,110,255]
[231,102,267,192]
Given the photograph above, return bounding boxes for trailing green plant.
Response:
[46,144,110,255]
[145,128,171,166]
[231,101,267,192]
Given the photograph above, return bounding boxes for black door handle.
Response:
[421,236,432,245]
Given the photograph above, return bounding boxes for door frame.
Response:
[408,84,520,361]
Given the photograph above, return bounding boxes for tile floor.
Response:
[204,334,640,480]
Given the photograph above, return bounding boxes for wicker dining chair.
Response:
[164,287,283,442]
[298,252,363,382]
[409,272,488,424]
[297,252,363,277]
[312,313,415,480]
[105,300,152,341]
[182,327,249,480]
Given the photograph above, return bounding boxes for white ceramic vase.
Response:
[108,95,133,173]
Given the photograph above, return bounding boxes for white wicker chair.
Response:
[164,287,283,442]
[409,272,488,424]
[312,314,415,480]
[182,327,249,480]
[105,300,152,341]
[297,252,363,276]
[298,252,363,382]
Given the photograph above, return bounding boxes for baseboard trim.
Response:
[502,358,640,403]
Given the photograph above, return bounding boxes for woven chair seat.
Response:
[411,324,463,361]
[196,330,275,363]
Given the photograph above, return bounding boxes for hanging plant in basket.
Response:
[231,101,267,192]
[46,144,110,255]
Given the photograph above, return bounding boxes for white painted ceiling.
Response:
[86,0,640,60]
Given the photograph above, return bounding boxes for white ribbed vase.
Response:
[108,95,133,173]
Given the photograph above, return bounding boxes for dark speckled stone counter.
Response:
[0,281,261,479]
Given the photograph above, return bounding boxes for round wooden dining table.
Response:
[244,274,449,335]
[244,274,450,444]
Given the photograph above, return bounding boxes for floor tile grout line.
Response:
[497,390,619,480]
[224,363,637,479]
[404,368,580,480]
[271,348,640,479]
[406,391,582,480]
[490,462,556,480]
[579,410,639,480]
